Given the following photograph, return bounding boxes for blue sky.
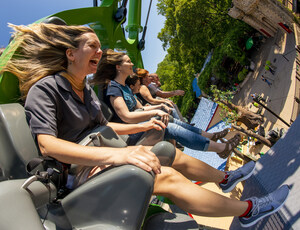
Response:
[0,0,167,73]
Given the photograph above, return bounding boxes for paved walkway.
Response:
[232,29,298,155]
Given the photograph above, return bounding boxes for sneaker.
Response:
[220,161,256,193]
[239,185,290,227]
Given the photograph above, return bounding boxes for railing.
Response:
[291,24,300,122]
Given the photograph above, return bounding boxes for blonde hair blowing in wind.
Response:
[1,23,95,98]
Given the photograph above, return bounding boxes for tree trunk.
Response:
[232,124,272,147]
[219,100,264,130]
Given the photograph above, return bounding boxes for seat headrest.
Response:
[42,17,67,25]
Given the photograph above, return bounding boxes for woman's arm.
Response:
[37,134,161,174]
[156,89,185,98]
[134,96,169,113]
[110,96,168,123]
[107,119,166,135]
[139,85,173,108]
[134,93,172,114]
[142,103,172,114]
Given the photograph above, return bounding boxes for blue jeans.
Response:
[171,108,181,120]
[127,132,144,146]
[164,118,210,151]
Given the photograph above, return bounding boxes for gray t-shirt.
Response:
[25,73,108,144]
[147,83,158,98]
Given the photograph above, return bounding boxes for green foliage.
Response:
[210,85,238,125]
[238,68,249,82]
[218,21,252,65]
[156,54,177,86]
[209,84,233,101]
[157,0,232,66]
[156,0,253,115]
[218,103,239,125]
[198,64,211,93]
[156,54,196,117]
[179,88,197,116]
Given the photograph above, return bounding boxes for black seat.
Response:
[0,103,178,229]
[42,16,67,25]
[0,103,39,180]
[0,104,153,229]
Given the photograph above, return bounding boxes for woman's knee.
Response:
[166,122,180,133]
[154,167,186,193]
[172,148,183,165]
[161,167,182,181]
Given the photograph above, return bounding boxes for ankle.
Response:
[219,172,229,184]
[239,200,253,217]
[203,131,213,139]
[219,143,228,153]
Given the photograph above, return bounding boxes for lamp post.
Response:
[253,98,291,127]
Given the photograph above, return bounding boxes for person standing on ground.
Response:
[265,63,275,75]
[261,75,273,87]
[266,60,276,70]
[251,93,268,103]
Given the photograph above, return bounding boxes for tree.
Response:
[155,0,253,116]
[210,85,272,147]
[157,0,232,67]
[156,54,197,117]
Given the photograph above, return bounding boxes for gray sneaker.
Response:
[239,185,290,228]
[220,161,256,193]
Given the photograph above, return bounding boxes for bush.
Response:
[238,68,249,82]
[180,89,196,117]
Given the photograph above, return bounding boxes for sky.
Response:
[0,0,167,73]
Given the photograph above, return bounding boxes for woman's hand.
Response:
[113,145,161,174]
[156,110,170,126]
[144,117,166,131]
[161,104,172,114]
[164,100,174,108]
[175,90,185,96]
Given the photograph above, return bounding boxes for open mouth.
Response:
[90,59,99,66]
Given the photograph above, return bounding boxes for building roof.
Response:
[183,97,230,170]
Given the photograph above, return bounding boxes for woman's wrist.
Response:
[152,110,158,117]
[138,123,147,132]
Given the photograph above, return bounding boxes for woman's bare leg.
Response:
[154,167,248,217]
[207,140,228,153]
[201,131,214,139]
[172,148,225,182]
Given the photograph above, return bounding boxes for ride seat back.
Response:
[100,99,114,122]
[0,103,39,180]
[42,16,67,25]
[95,83,114,121]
